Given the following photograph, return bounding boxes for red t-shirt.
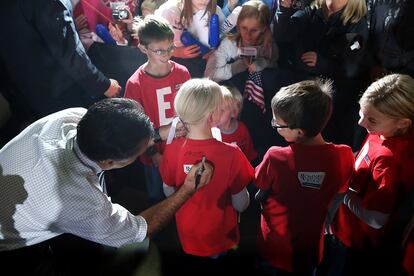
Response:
[124,61,190,164]
[160,138,254,256]
[334,132,414,249]
[255,143,354,272]
[221,120,257,162]
[124,61,190,128]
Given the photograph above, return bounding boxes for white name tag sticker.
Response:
[298,172,325,189]
[183,164,193,174]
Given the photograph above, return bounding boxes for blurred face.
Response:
[358,104,406,139]
[238,17,264,46]
[210,106,225,127]
[217,103,233,127]
[192,0,210,12]
[142,39,174,64]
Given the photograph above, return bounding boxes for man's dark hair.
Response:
[271,79,333,138]
[77,98,153,161]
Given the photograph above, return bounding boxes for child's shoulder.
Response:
[170,61,190,74]
[328,143,353,153]
[265,145,292,159]
[127,64,146,83]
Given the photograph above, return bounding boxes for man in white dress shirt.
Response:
[0,98,211,275]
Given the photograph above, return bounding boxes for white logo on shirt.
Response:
[298,172,325,189]
[355,142,369,169]
[156,87,173,126]
[183,164,192,174]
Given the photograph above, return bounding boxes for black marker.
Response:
[195,156,206,189]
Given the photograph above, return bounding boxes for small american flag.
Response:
[244,71,266,113]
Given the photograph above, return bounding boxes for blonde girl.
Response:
[159,79,254,260]
[205,0,278,82]
[331,74,414,274]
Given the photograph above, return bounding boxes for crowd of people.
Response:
[1,0,414,275]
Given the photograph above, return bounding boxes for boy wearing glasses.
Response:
[254,79,355,274]
[124,15,190,203]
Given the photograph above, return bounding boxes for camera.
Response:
[112,9,129,20]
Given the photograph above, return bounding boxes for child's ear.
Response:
[297,129,306,138]
[208,111,220,127]
[138,44,148,54]
[397,118,412,130]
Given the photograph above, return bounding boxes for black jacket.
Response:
[274,5,369,80]
[0,0,110,120]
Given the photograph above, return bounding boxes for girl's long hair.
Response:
[229,0,273,59]
[311,0,367,25]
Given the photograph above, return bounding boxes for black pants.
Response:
[0,234,153,276]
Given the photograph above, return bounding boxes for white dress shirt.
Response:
[0,108,147,251]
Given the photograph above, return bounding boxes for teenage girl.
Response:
[155,0,225,58]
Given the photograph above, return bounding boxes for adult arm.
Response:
[33,0,113,98]
[140,161,213,237]
[204,38,246,82]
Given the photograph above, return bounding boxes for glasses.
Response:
[146,45,175,56]
[271,118,289,129]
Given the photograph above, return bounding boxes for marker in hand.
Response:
[195,156,206,189]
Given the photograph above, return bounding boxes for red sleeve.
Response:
[255,149,275,190]
[124,73,142,104]
[354,155,400,213]
[339,147,355,193]
[159,143,175,187]
[229,147,254,194]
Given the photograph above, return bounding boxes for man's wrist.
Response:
[146,145,158,156]
[153,128,162,144]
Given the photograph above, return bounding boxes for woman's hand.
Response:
[173,45,201,59]
[301,51,318,67]
[279,0,294,8]
[108,23,128,45]
[74,14,90,34]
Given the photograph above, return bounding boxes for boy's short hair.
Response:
[175,79,223,124]
[271,79,333,137]
[221,86,243,117]
[133,15,174,46]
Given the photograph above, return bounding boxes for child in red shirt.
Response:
[331,74,414,275]
[160,79,254,258]
[218,86,257,163]
[255,79,355,274]
[124,15,190,202]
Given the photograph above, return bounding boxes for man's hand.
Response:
[183,160,213,191]
[104,79,122,98]
[173,45,201,59]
